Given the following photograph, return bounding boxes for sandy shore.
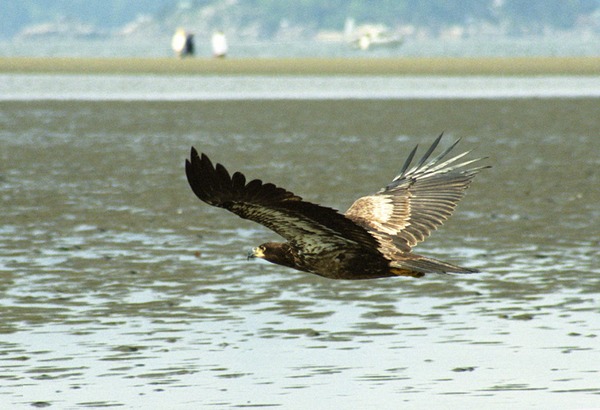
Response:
[0,56,599,76]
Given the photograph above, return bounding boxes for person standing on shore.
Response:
[211,30,228,58]
[172,28,194,58]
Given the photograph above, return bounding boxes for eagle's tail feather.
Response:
[390,254,478,275]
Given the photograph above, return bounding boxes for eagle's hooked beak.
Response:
[247,246,264,260]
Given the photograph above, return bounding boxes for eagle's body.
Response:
[185,135,487,280]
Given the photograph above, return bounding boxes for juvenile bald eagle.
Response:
[185,134,487,280]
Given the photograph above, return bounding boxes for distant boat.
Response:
[172,28,194,58]
[351,30,403,51]
[211,31,228,58]
[345,19,403,51]
[352,35,403,50]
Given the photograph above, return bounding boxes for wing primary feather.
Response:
[414,132,443,170]
[186,148,210,201]
[398,144,418,176]
[231,171,246,190]
[427,154,483,175]
[215,163,231,189]
[424,138,462,170]
[395,133,460,181]
[423,151,471,174]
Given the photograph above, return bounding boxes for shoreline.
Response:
[1,56,599,76]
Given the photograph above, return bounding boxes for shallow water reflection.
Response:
[2,74,600,100]
[1,98,599,408]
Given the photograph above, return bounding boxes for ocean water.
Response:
[0,79,599,408]
[2,74,600,100]
[1,35,599,58]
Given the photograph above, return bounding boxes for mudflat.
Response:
[1,56,600,75]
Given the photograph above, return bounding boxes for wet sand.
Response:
[1,56,600,75]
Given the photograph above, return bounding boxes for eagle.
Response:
[185,134,487,280]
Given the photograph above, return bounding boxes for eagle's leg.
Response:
[389,268,425,278]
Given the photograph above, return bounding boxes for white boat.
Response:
[353,32,403,50]
[345,19,403,50]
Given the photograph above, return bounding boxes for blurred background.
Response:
[1,0,599,57]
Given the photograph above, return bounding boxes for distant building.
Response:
[172,28,194,58]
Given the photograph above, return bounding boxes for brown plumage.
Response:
[185,134,488,280]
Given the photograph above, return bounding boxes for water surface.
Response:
[1,97,599,408]
[1,36,599,58]
[1,74,600,100]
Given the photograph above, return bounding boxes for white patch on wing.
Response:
[347,196,402,236]
[369,197,401,235]
[370,196,394,222]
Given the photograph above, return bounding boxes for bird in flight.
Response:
[185,134,487,280]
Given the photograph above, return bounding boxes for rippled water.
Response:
[2,74,600,100]
[1,91,599,408]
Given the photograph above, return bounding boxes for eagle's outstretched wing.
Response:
[185,147,380,255]
[345,134,488,256]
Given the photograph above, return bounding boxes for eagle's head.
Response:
[248,242,299,269]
